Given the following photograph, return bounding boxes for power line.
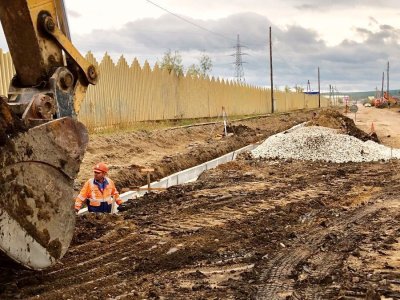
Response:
[232,34,247,83]
[144,0,236,43]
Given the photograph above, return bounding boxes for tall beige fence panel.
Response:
[225,79,240,116]
[254,87,268,115]
[321,98,326,107]
[181,75,213,118]
[257,87,270,115]
[199,76,212,117]
[96,53,113,129]
[228,82,240,115]
[0,49,338,131]
[285,92,304,111]
[134,60,145,121]
[77,52,95,129]
[180,74,189,118]
[132,58,144,122]
[228,83,242,115]
[265,87,272,114]
[293,93,306,110]
[149,62,160,120]
[222,79,234,116]
[150,63,160,120]
[209,77,221,117]
[0,50,5,95]
[0,50,14,96]
[140,62,150,120]
[284,91,292,112]
[124,57,135,125]
[5,51,13,88]
[0,49,7,95]
[305,94,319,109]
[208,76,220,118]
[94,53,124,129]
[159,67,176,119]
[273,90,285,113]
[115,56,130,125]
[141,61,152,121]
[152,63,167,120]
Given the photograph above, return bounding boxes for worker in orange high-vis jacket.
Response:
[75,162,123,213]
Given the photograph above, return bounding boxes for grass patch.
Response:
[87,114,264,135]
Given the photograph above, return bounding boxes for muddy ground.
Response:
[1,109,400,299]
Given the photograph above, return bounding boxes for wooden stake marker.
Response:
[141,168,155,192]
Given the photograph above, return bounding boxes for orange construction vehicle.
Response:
[374,92,399,108]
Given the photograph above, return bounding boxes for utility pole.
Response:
[335,86,338,106]
[381,72,384,99]
[318,67,320,108]
[269,26,274,113]
[387,61,390,100]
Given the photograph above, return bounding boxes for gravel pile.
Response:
[251,126,400,163]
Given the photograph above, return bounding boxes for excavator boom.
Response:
[0,0,96,269]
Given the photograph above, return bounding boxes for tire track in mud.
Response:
[256,199,398,299]
[0,159,398,299]
[0,186,313,298]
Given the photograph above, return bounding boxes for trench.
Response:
[78,143,258,214]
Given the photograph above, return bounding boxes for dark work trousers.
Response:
[87,200,112,213]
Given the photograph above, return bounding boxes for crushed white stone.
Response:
[251,125,400,163]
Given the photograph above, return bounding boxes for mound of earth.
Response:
[308,109,379,143]
[72,213,128,246]
[226,124,255,135]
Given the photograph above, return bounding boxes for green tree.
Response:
[186,64,201,77]
[294,85,304,93]
[159,50,184,76]
[198,54,212,76]
[187,54,213,78]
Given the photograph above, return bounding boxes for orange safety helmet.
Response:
[93,162,109,173]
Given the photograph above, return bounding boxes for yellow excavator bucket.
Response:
[0,100,88,269]
[0,0,95,269]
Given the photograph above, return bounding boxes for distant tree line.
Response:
[158,50,212,78]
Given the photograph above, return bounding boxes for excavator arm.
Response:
[0,0,96,269]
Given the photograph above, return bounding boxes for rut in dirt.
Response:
[1,158,399,299]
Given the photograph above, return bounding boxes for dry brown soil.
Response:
[347,104,400,148]
[1,108,400,300]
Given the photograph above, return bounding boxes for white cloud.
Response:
[67,11,400,91]
[0,1,399,91]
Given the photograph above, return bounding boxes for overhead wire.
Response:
[144,0,236,43]
[144,0,304,85]
[144,0,239,78]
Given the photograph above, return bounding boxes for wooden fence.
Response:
[0,50,328,131]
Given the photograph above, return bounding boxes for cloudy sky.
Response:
[1,0,400,92]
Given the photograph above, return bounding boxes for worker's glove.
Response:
[117,203,129,212]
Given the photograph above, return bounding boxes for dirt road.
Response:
[347,104,400,148]
[0,108,399,299]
